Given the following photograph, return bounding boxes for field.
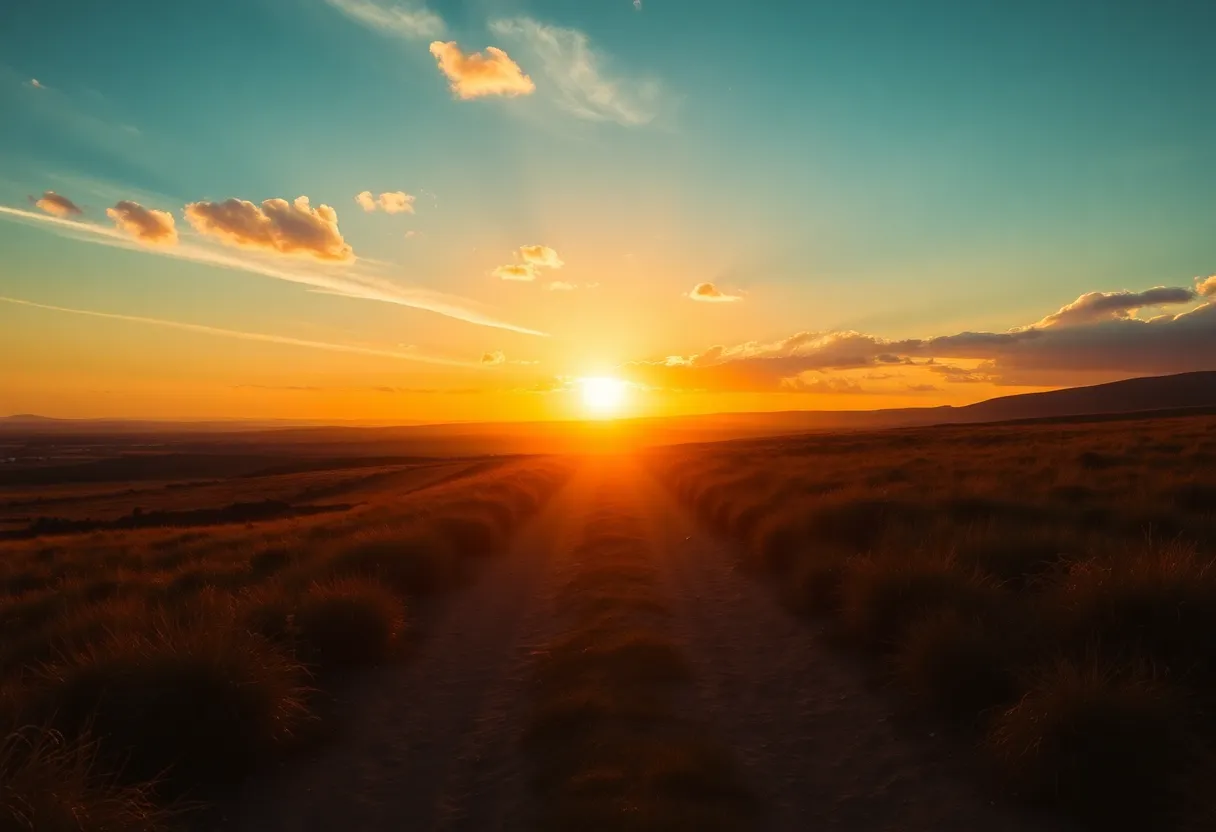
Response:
[653,411,1216,829]
[0,412,1212,830]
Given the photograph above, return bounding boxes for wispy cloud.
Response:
[689,282,742,302]
[547,281,575,291]
[0,204,547,336]
[324,0,444,39]
[0,296,477,366]
[494,244,564,282]
[429,41,535,100]
[489,18,661,125]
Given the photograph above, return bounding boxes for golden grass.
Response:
[0,455,573,827]
[652,412,1216,829]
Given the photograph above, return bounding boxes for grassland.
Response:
[652,411,1216,830]
[0,446,571,829]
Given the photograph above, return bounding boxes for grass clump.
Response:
[292,578,406,673]
[986,661,1199,828]
[0,726,172,832]
[37,606,308,793]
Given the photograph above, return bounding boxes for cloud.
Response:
[0,296,476,367]
[519,244,563,269]
[184,196,354,263]
[105,200,177,246]
[548,281,575,291]
[1032,286,1196,328]
[494,263,535,281]
[489,18,661,125]
[428,41,535,100]
[324,0,444,39]
[481,350,506,365]
[356,190,416,214]
[634,0,642,9]
[689,282,742,303]
[780,374,866,394]
[906,383,941,393]
[33,190,82,218]
[624,284,1215,392]
[1198,275,1216,297]
[30,78,44,89]
[0,203,546,336]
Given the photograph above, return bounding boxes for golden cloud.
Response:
[689,282,741,302]
[33,191,82,218]
[547,281,575,291]
[493,263,535,281]
[105,200,177,246]
[1198,275,1216,298]
[481,349,506,365]
[356,190,416,214]
[184,196,353,262]
[519,244,563,268]
[428,41,535,100]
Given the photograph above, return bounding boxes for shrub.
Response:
[37,607,308,793]
[986,661,1198,828]
[893,610,1019,721]
[325,531,461,597]
[838,558,1002,651]
[0,726,172,832]
[292,579,406,673]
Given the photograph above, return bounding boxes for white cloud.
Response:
[324,0,444,39]
[30,78,44,89]
[489,17,661,125]
[356,190,416,214]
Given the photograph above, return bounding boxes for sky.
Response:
[1,0,1214,422]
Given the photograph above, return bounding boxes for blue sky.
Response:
[1,0,1213,419]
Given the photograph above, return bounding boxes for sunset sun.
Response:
[580,376,628,416]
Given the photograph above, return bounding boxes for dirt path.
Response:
[220,463,1063,831]
[633,468,1063,832]
[217,474,593,832]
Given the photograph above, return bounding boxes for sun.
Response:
[579,376,628,416]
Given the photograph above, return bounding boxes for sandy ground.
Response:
[220,464,1065,832]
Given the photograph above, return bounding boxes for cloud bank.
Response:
[489,18,661,125]
[626,285,1216,392]
[105,200,177,246]
[184,196,353,262]
[429,41,535,100]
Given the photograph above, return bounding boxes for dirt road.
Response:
[221,461,1061,831]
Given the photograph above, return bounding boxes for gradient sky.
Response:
[1,0,1214,421]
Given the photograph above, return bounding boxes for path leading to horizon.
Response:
[219,460,1061,832]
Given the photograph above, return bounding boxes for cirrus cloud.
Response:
[105,200,177,246]
[33,190,82,218]
[690,282,742,303]
[356,190,416,214]
[489,18,661,126]
[428,41,535,100]
[184,196,353,262]
[324,0,444,39]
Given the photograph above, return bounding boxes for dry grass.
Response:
[526,487,757,832]
[0,455,572,828]
[652,412,1216,829]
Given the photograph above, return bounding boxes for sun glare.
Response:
[580,376,628,416]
